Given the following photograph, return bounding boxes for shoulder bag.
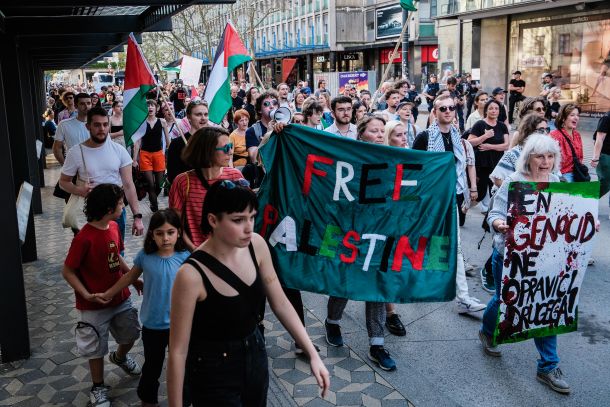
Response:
[62,144,89,230]
[559,130,590,182]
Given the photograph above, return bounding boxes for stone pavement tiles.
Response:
[0,166,414,406]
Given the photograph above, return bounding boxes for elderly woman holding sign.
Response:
[479,135,570,393]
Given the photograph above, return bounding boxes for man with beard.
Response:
[59,107,145,238]
[53,93,92,165]
[324,96,357,139]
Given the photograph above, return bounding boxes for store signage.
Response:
[376,5,403,40]
[342,53,359,61]
[380,48,404,64]
[316,55,326,63]
[421,45,439,63]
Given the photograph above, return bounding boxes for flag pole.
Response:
[157,89,188,145]
[372,12,410,108]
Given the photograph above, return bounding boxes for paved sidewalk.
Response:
[0,165,413,407]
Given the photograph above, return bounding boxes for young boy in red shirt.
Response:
[63,183,142,407]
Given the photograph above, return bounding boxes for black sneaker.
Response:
[385,314,406,336]
[368,345,397,371]
[324,319,344,347]
[480,266,495,294]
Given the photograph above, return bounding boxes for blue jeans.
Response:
[481,248,559,373]
[117,208,126,256]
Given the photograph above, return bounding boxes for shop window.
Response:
[558,33,571,55]
[534,35,545,56]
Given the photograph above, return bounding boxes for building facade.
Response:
[435,0,610,114]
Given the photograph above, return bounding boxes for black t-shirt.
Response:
[470,120,508,168]
[170,89,187,112]
[509,79,526,96]
[232,95,244,110]
[596,112,610,155]
[166,132,192,183]
[412,130,453,153]
[498,104,508,123]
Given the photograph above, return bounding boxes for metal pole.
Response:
[402,9,409,81]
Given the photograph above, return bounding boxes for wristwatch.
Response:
[133,213,143,219]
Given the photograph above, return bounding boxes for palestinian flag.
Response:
[123,33,157,146]
[400,0,417,11]
[204,22,251,124]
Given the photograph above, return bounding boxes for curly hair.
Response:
[84,184,124,222]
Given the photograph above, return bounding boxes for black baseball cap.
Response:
[492,87,508,95]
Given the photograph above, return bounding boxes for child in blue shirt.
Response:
[101,209,189,406]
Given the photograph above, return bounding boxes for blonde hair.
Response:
[383,120,405,146]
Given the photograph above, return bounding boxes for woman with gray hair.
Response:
[479,135,571,394]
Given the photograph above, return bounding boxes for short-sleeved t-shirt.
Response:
[469,120,508,168]
[55,117,90,150]
[509,79,526,96]
[245,121,268,149]
[134,249,190,329]
[169,167,243,247]
[62,137,132,186]
[64,222,129,311]
[596,112,610,155]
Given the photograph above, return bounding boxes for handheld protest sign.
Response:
[493,181,599,345]
[255,125,458,304]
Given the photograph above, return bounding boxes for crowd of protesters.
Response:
[47,70,610,406]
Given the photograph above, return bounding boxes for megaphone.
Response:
[271,106,292,124]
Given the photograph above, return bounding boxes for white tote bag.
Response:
[62,145,89,230]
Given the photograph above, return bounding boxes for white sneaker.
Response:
[456,297,486,313]
[588,258,595,266]
[89,385,111,407]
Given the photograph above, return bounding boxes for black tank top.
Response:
[141,119,163,152]
[110,124,123,133]
[186,244,264,341]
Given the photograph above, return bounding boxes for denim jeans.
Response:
[327,297,385,346]
[481,248,559,373]
[186,328,268,406]
[116,208,126,256]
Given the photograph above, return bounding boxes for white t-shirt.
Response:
[325,123,358,140]
[54,117,89,150]
[62,137,132,186]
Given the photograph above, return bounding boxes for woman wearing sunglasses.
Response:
[168,126,241,252]
[467,99,509,210]
[167,180,329,406]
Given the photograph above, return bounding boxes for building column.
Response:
[306,54,313,83]
[0,36,31,363]
[329,51,337,72]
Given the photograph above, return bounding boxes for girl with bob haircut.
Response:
[168,181,329,406]
[168,126,242,251]
[480,135,578,395]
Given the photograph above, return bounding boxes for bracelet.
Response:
[470,189,477,192]
[133,213,143,219]
[592,159,599,162]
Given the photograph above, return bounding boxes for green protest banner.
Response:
[255,125,458,303]
[493,181,599,345]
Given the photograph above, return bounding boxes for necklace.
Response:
[441,131,451,145]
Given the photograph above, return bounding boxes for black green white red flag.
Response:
[123,33,157,147]
[203,22,251,124]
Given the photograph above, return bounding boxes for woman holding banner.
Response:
[480,135,569,394]
[325,115,401,370]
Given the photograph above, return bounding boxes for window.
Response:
[430,0,437,17]
[558,33,571,55]
[534,35,545,55]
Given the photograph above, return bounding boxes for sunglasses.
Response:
[293,119,304,124]
[438,105,456,112]
[534,107,546,113]
[220,179,251,189]
[215,143,234,154]
[263,100,279,107]
[534,127,551,134]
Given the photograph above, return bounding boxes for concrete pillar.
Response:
[480,17,509,92]
[0,36,31,363]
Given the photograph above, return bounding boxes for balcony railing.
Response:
[437,0,542,17]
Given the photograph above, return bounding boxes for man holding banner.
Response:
[481,134,599,394]
[412,95,487,313]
